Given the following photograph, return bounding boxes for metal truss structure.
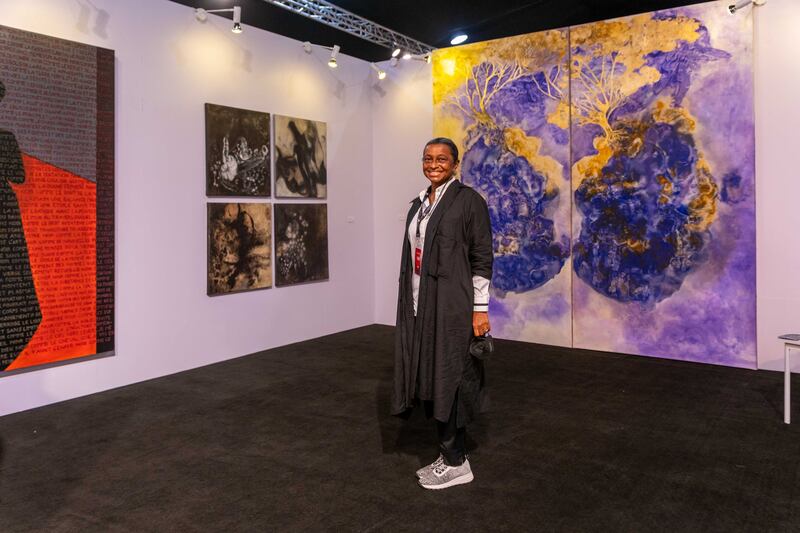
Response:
[262,0,435,56]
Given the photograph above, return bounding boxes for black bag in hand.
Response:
[469,334,494,360]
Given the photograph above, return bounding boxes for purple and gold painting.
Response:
[433,1,755,367]
[570,4,755,366]
[433,30,573,347]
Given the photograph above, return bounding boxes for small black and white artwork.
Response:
[208,203,272,295]
[274,115,327,198]
[205,103,270,197]
[274,204,328,286]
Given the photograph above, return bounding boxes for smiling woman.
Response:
[392,136,493,490]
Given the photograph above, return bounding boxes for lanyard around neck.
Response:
[415,180,449,238]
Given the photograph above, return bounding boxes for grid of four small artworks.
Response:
[205,103,329,295]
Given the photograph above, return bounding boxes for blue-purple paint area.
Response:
[721,173,745,204]
[462,130,569,293]
[572,14,733,305]
[486,74,570,147]
[573,118,712,304]
[616,24,729,119]
[627,205,756,366]
[540,294,570,321]
[449,59,571,294]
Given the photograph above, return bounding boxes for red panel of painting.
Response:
[6,155,96,371]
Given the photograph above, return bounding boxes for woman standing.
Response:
[392,137,493,490]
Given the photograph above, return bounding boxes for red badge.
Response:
[414,247,422,275]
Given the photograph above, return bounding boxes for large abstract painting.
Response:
[433,1,755,367]
[0,25,114,373]
[569,4,754,366]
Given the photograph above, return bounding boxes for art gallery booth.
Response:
[0,0,799,530]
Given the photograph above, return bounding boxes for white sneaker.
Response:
[416,454,444,478]
[418,458,474,490]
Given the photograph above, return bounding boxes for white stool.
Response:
[780,334,800,424]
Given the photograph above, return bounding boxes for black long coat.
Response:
[392,179,493,425]
[0,130,41,370]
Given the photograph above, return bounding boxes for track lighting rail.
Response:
[262,0,434,56]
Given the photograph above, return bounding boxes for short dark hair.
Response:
[424,137,459,162]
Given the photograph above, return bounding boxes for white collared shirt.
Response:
[407,178,490,315]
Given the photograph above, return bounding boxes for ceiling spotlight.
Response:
[232,6,242,33]
[450,33,468,45]
[728,0,749,13]
[194,6,243,34]
[370,63,386,80]
[728,0,767,14]
[391,45,401,58]
[402,52,412,60]
[409,53,434,63]
[302,41,312,54]
[328,44,340,68]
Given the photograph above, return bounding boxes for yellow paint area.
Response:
[432,30,568,106]
[503,127,564,195]
[432,9,718,238]
[569,15,702,138]
[573,136,614,185]
[687,159,718,232]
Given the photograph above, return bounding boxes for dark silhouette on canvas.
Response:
[277,119,327,198]
[290,120,326,198]
[0,81,42,371]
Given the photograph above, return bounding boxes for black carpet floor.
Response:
[1,325,800,532]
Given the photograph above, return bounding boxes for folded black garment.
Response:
[469,334,494,360]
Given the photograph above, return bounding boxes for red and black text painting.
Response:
[0,25,114,373]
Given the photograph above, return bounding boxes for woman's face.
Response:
[422,144,458,189]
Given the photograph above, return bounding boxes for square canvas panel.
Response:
[0,24,114,374]
[207,203,272,295]
[205,103,270,197]
[274,115,327,198]
[274,203,328,286]
[569,4,755,367]
[433,29,573,347]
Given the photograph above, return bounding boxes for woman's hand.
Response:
[472,312,490,337]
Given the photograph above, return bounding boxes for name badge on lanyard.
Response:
[414,236,422,275]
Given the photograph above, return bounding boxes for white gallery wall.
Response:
[371,60,433,326]
[372,0,800,372]
[753,0,800,370]
[0,0,376,416]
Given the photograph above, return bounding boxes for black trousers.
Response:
[411,317,467,466]
[437,394,466,466]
